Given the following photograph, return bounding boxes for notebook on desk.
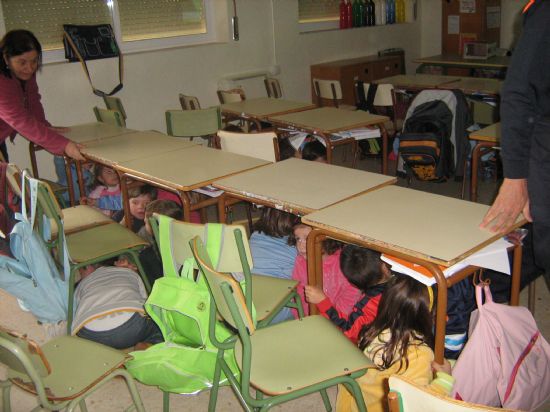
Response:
[382,237,512,286]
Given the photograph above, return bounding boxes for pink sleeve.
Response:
[291,256,309,317]
[0,75,69,155]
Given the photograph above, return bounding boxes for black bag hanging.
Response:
[63,24,123,97]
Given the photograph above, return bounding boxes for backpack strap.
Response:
[158,214,179,278]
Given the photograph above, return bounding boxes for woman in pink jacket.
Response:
[0,30,84,161]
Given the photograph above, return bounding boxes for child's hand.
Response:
[114,257,138,271]
[304,285,326,304]
[431,359,452,375]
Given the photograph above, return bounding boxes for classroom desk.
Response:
[468,123,500,202]
[116,146,270,222]
[267,107,390,173]
[302,185,525,363]
[373,74,462,90]
[213,158,396,221]
[28,122,136,206]
[414,54,510,77]
[220,97,316,130]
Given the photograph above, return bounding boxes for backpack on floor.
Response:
[452,284,550,410]
[399,99,454,181]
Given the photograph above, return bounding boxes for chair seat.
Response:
[250,274,298,322]
[338,104,358,111]
[235,315,372,396]
[66,223,148,262]
[8,336,128,401]
[50,205,114,237]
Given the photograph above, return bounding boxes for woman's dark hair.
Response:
[340,244,387,291]
[358,275,434,372]
[254,207,298,238]
[0,30,42,77]
[278,137,297,161]
[301,139,327,161]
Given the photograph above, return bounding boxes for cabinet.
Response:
[310,54,403,106]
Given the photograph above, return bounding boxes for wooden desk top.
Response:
[81,131,198,166]
[374,74,461,89]
[268,107,388,133]
[302,185,524,266]
[118,146,270,191]
[414,54,510,69]
[470,123,500,143]
[63,122,134,144]
[440,77,502,96]
[221,98,316,119]
[375,74,502,96]
[213,158,396,215]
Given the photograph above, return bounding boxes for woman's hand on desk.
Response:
[64,141,86,161]
[480,178,531,234]
[305,285,326,305]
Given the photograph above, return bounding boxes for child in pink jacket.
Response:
[289,223,360,317]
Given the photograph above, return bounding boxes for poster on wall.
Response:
[487,6,501,29]
[460,0,476,13]
[448,15,460,34]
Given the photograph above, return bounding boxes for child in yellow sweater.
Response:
[336,275,454,412]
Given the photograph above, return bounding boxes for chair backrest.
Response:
[387,376,518,412]
[264,77,282,99]
[362,83,395,107]
[165,107,221,138]
[93,106,126,128]
[178,93,202,110]
[312,78,344,108]
[217,130,279,162]
[151,214,253,274]
[191,236,255,334]
[217,88,246,104]
[0,328,52,405]
[103,96,127,119]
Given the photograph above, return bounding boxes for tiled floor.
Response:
[1,154,549,411]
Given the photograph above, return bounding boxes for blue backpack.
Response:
[0,173,69,324]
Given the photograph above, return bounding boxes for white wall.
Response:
[7,0,520,180]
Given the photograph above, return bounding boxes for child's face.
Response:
[129,194,153,220]
[294,225,312,258]
[98,167,119,187]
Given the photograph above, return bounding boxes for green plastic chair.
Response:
[93,106,126,128]
[191,236,372,412]
[0,327,145,412]
[165,107,221,146]
[27,176,150,334]
[103,95,127,120]
[150,214,303,327]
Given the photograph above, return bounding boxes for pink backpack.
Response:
[452,284,550,410]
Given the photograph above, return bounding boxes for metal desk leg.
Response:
[307,228,326,316]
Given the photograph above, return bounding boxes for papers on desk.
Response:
[287,132,309,150]
[381,237,512,286]
[192,185,224,198]
[331,127,381,141]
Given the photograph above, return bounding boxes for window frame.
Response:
[0,0,224,64]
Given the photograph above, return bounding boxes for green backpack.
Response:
[125,216,242,394]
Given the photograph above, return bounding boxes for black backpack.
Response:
[399,99,454,182]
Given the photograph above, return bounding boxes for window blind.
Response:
[117,0,205,42]
[1,0,112,50]
[298,0,339,23]
[1,0,206,50]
